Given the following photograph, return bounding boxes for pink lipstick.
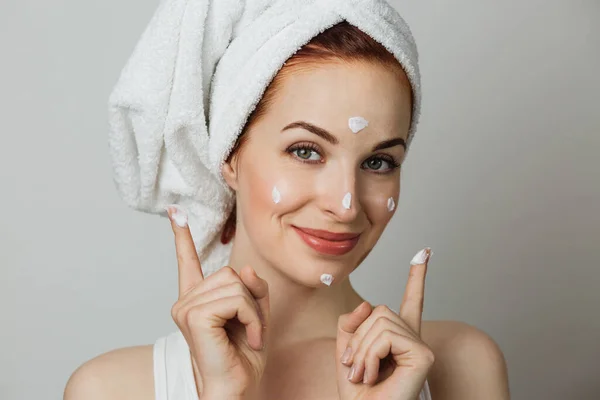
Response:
[292,226,360,256]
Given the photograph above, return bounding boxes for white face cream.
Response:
[348,116,369,133]
[165,204,188,228]
[272,186,281,204]
[342,192,352,210]
[387,197,395,212]
[320,273,334,286]
[410,248,431,265]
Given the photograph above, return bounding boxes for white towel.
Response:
[107,0,421,277]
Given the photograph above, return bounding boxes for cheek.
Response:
[237,167,274,226]
[237,158,311,228]
[362,179,400,227]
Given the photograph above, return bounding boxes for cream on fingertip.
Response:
[165,204,188,228]
[410,247,431,265]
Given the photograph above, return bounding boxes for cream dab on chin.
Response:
[387,197,395,212]
[342,192,352,210]
[320,273,334,286]
[272,186,281,204]
[348,116,369,133]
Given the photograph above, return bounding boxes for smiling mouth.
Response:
[292,226,361,256]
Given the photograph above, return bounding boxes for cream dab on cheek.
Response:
[320,273,334,286]
[272,186,281,204]
[342,192,352,210]
[348,116,369,133]
[387,197,395,212]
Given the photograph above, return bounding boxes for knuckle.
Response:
[373,316,391,331]
[337,314,348,330]
[363,344,376,361]
[351,347,362,363]
[378,328,394,341]
[176,252,197,268]
[346,334,358,352]
[342,341,355,354]
[233,281,247,294]
[185,306,205,327]
[232,293,252,311]
[221,266,238,280]
[170,303,180,321]
[420,346,436,365]
[175,251,186,265]
[373,304,390,316]
[241,294,255,309]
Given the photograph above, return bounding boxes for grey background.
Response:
[1,0,598,399]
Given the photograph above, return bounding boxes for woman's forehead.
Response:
[269,63,411,122]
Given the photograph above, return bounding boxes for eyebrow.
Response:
[373,138,406,151]
[281,121,406,151]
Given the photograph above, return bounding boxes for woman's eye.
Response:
[366,158,384,170]
[362,157,398,172]
[292,147,322,161]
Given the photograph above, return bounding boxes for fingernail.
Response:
[347,365,356,381]
[410,247,431,265]
[341,347,352,364]
[165,205,188,228]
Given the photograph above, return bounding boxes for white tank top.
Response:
[153,330,432,400]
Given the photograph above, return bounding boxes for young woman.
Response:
[65,19,509,400]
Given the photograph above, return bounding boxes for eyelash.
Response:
[285,142,401,174]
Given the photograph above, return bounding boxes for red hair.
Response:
[220,21,411,244]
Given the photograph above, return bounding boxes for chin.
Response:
[266,228,369,287]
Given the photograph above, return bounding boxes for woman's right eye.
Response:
[288,144,323,163]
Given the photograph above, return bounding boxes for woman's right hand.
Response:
[166,206,270,400]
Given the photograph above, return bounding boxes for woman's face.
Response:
[223,61,413,287]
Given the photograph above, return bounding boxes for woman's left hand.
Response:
[336,248,434,400]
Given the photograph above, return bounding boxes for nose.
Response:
[317,164,362,223]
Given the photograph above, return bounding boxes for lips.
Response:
[292,226,361,256]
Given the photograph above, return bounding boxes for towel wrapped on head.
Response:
[107,0,421,277]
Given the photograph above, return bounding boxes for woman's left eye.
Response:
[362,157,399,172]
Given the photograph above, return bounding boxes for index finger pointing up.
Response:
[399,247,431,336]
[165,205,204,298]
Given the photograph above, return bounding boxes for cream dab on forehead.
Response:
[348,116,369,133]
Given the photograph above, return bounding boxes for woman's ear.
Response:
[221,155,239,191]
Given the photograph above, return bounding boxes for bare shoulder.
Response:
[421,320,510,400]
[64,345,154,400]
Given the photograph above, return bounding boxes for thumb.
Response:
[336,301,373,358]
[240,265,270,328]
